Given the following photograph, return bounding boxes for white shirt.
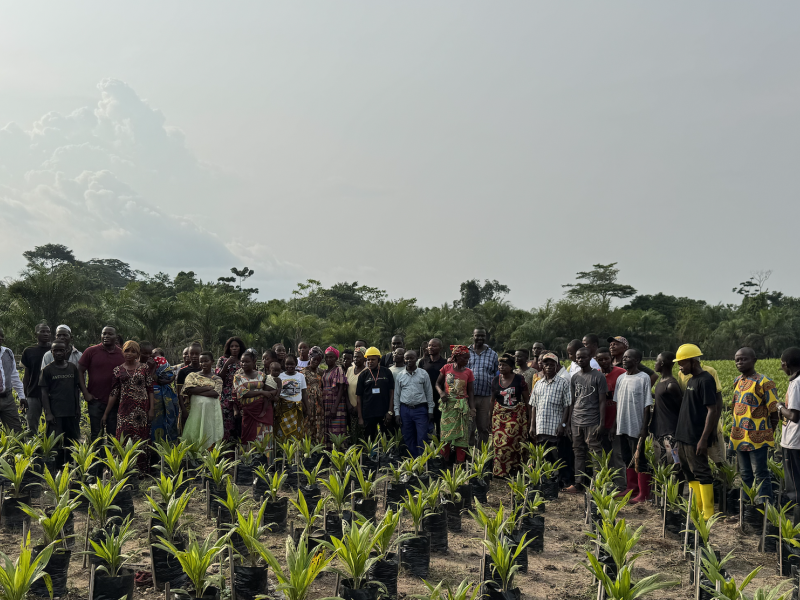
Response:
[0,347,25,400]
[42,347,83,369]
[279,372,307,403]
[568,358,600,374]
[556,366,572,383]
[782,378,800,450]
[614,371,653,437]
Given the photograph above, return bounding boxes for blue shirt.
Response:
[468,345,499,397]
[393,367,434,415]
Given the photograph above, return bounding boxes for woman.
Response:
[436,345,475,465]
[262,349,280,372]
[141,342,180,442]
[296,342,311,369]
[491,353,531,479]
[302,346,325,445]
[346,347,367,443]
[234,350,279,445]
[216,336,245,441]
[341,349,354,374]
[103,340,155,474]
[272,344,287,371]
[276,355,307,441]
[321,346,347,448]
[182,351,225,448]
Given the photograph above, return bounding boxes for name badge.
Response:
[372,387,380,395]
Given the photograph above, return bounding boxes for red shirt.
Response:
[79,344,125,404]
[603,366,626,430]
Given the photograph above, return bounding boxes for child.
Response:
[276,355,307,441]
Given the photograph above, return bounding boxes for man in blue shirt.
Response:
[468,328,499,447]
[394,350,434,457]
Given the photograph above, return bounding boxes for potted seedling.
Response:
[155,530,230,600]
[0,455,34,531]
[299,436,325,471]
[421,440,445,474]
[259,468,289,531]
[235,445,257,486]
[715,461,738,515]
[248,434,273,467]
[253,532,334,600]
[663,477,686,537]
[587,518,645,582]
[17,439,42,498]
[328,519,385,600]
[36,427,64,475]
[289,491,326,549]
[321,470,352,536]
[147,489,193,590]
[357,437,380,473]
[156,439,192,483]
[300,457,325,507]
[418,480,448,553]
[538,458,564,500]
[149,471,192,509]
[278,439,300,489]
[518,494,546,553]
[71,439,102,506]
[377,432,399,470]
[507,473,527,514]
[329,433,348,452]
[763,502,789,554]
[701,559,762,600]
[385,464,407,511]
[399,489,433,578]
[584,551,678,600]
[326,448,350,478]
[85,517,138,600]
[368,508,407,599]
[38,465,77,544]
[470,501,513,585]
[354,468,385,521]
[470,452,490,503]
[20,494,79,597]
[419,579,480,600]
[441,465,472,532]
[481,534,531,600]
[79,477,129,564]
[102,447,137,521]
[741,481,765,534]
[215,482,251,556]
[0,532,55,600]
[232,504,272,600]
[202,447,233,506]
[778,513,800,575]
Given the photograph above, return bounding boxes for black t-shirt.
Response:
[651,377,683,438]
[355,366,395,419]
[675,370,717,445]
[21,345,50,398]
[418,356,447,402]
[176,365,201,388]
[491,373,527,408]
[39,362,81,418]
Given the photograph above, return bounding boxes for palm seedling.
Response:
[0,428,24,457]
[742,480,764,506]
[234,502,271,567]
[523,492,546,516]
[290,491,326,536]
[539,458,565,484]
[321,471,352,515]
[301,458,325,489]
[259,467,287,502]
[328,433,348,452]
[202,448,233,491]
[250,532,334,600]
[345,445,363,472]
[507,473,527,508]
[278,439,298,468]
[326,519,385,592]
[37,427,63,465]
[155,531,230,599]
[0,456,33,498]
[102,446,137,484]
[149,471,192,507]
[85,517,138,577]
[525,442,551,467]
[591,486,629,524]
[355,467,385,501]
[21,494,80,547]
[522,463,543,490]
[768,457,785,490]
[146,489,194,544]
[155,439,191,476]
[420,579,480,600]
[38,464,72,504]
[481,534,531,592]
[374,508,410,556]
[326,448,349,476]
[469,500,509,545]
[440,465,473,504]
[107,434,146,462]
[587,519,646,574]
[299,436,324,461]
[689,499,723,546]
[0,532,55,600]
[17,438,41,462]
[80,477,129,529]
[584,557,679,600]
[377,432,397,458]
[401,489,433,536]
[387,463,404,485]
[215,481,252,524]
[702,563,762,600]
[750,582,792,600]
[70,438,101,484]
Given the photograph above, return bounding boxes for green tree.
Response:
[562,263,636,302]
[458,279,509,309]
[22,244,76,270]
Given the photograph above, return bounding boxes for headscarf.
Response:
[354,347,367,358]
[499,353,515,369]
[56,324,71,333]
[309,346,324,359]
[448,345,470,363]
[325,346,340,359]
[364,347,382,358]
[122,340,140,355]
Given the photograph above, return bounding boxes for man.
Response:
[40,340,89,465]
[515,349,537,394]
[529,352,572,487]
[596,347,625,455]
[582,334,601,360]
[356,347,395,439]
[21,323,52,431]
[418,338,447,437]
[674,343,720,519]
[78,325,125,440]
[468,328,499,447]
[613,348,653,502]
[388,347,406,378]
[642,351,684,491]
[355,339,369,350]
[564,347,607,494]
[731,347,778,504]
[382,335,405,368]
[607,336,657,386]
[568,339,599,374]
[41,325,82,368]
[394,350,434,457]
[0,328,25,432]
[777,347,800,524]
[527,342,545,369]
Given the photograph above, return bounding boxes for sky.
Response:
[1,2,799,310]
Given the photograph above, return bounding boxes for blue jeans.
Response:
[737,445,773,503]
[400,404,430,458]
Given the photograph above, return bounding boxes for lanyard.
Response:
[366,366,380,389]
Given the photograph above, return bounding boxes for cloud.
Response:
[0,78,294,283]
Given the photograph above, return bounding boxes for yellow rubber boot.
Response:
[700,484,715,520]
[688,481,703,514]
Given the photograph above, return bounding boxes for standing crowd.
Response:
[2,323,800,522]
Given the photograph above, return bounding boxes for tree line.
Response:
[1,244,796,361]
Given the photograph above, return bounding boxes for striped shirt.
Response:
[531,375,571,437]
[468,345,499,397]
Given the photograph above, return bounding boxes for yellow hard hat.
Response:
[675,343,702,362]
[364,347,382,358]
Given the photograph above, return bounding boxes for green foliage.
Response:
[301,458,325,488]
[354,468,384,500]
[146,489,194,543]
[320,471,351,514]
[20,494,79,546]
[326,519,385,590]
[215,481,251,519]
[79,477,129,527]
[0,532,54,600]
[38,465,72,502]
[440,465,473,502]
[588,520,645,572]
[0,456,32,497]
[419,579,480,600]
[481,534,531,591]
[584,557,679,600]
[155,531,230,599]
[401,490,433,536]
[249,531,334,600]
[562,263,636,302]
[233,502,271,568]
[290,492,325,534]
[254,466,286,502]
[469,501,509,545]
[85,517,137,578]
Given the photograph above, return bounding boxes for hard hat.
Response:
[675,343,702,362]
[364,347,382,358]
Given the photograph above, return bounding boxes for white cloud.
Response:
[0,78,296,285]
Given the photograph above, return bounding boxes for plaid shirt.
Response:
[531,375,571,437]
[468,345,499,397]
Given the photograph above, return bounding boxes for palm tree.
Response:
[178,287,239,351]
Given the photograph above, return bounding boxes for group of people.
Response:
[2,323,800,519]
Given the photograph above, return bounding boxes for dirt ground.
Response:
[1,477,790,600]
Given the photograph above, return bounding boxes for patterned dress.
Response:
[110,364,154,472]
[322,366,347,448]
[215,356,241,442]
[491,373,529,478]
[731,372,779,451]
[233,369,274,444]
[150,357,180,443]
[302,367,324,445]
[439,364,474,449]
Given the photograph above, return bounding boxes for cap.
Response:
[606,336,629,348]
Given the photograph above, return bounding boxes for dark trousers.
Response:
[400,404,429,458]
[614,434,639,470]
[0,394,22,432]
[678,441,714,485]
[784,448,800,524]
[572,424,603,488]
[88,400,118,441]
[737,446,773,503]
[540,434,574,486]
[363,417,382,441]
[51,416,81,468]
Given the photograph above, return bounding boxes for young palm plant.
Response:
[261,468,288,502]
[37,427,64,465]
[401,489,433,536]
[0,456,33,498]
[80,477,129,528]
[38,464,72,504]
[21,494,80,546]
[587,519,646,574]
[290,491,326,536]
[321,471,352,515]
[156,439,191,477]
[86,517,138,577]
[584,557,679,600]
[420,579,480,600]
[0,532,55,600]
[481,534,531,592]
[234,502,271,567]
[326,519,385,592]
[146,489,194,544]
[102,447,137,483]
[154,531,230,599]
[149,471,191,507]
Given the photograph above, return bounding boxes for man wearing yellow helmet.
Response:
[355,347,396,439]
[674,343,721,519]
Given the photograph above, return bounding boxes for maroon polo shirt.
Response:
[79,344,125,404]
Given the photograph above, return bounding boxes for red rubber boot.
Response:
[631,472,652,504]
